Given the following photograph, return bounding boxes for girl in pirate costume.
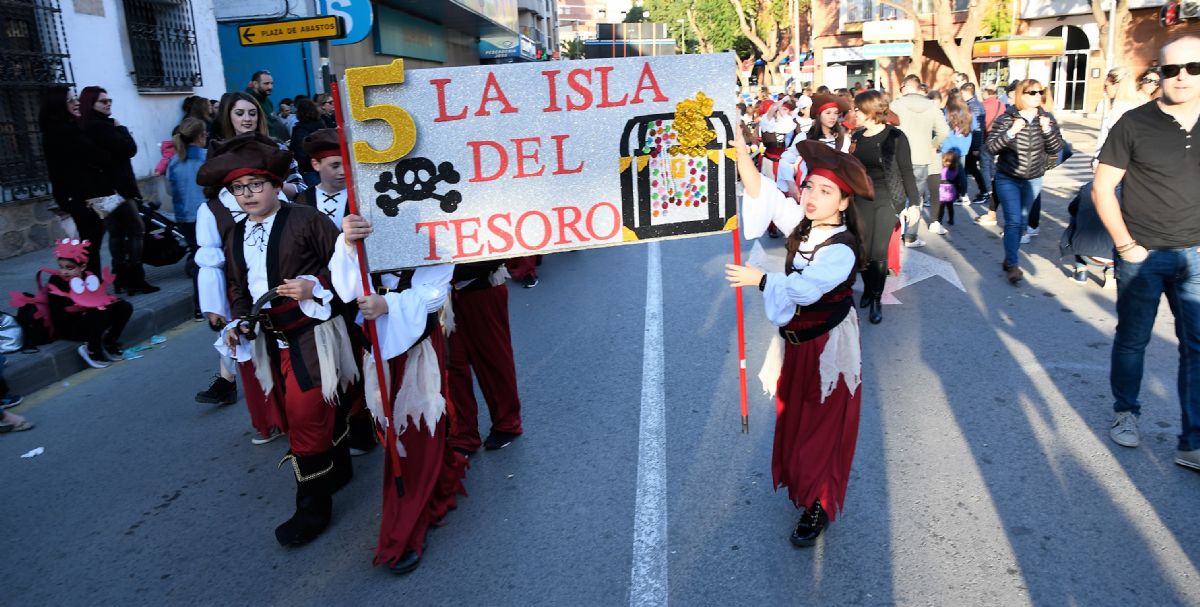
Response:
[331,213,467,575]
[725,133,872,547]
[198,134,359,548]
[775,93,853,198]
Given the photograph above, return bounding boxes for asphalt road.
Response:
[4,152,1199,606]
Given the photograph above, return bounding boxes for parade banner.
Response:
[339,53,738,271]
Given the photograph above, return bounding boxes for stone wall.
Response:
[0,174,169,260]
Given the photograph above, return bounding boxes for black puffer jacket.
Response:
[986,107,1064,180]
[41,119,115,205]
[82,110,141,199]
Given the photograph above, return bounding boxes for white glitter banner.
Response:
[338,52,739,271]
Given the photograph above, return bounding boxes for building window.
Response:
[0,0,72,204]
[123,0,202,92]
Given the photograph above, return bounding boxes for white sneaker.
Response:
[1026,227,1039,237]
[1109,411,1140,448]
[78,345,110,369]
[904,238,927,248]
[251,427,285,445]
[929,221,949,235]
[956,195,972,206]
[1020,233,1031,244]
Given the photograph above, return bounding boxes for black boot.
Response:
[275,450,335,547]
[863,260,888,325]
[330,414,354,494]
[790,500,829,547]
[868,298,883,325]
[128,264,160,294]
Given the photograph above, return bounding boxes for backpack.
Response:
[7,269,55,349]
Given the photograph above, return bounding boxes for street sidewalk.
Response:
[1,241,195,397]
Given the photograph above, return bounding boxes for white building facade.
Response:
[0,0,226,258]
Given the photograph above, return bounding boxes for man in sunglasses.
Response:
[1094,35,1200,472]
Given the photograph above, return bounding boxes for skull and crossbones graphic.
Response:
[374,157,463,216]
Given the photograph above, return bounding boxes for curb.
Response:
[4,288,194,397]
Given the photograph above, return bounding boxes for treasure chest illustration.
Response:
[618,92,738,241]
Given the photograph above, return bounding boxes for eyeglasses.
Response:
[96,98,113,104]
[1160,62,1200,79]
[1024,90,1046,97]
[1140,77,1161,85]
[66,97,78,104]
[227,181,268,196]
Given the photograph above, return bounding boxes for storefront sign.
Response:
[862,19,916,42]
[973,37,1065,59]
[375,8,446,63]
[338,54,739,271]
[479,33,520,59]
[862,42,914,59]
[823,46,866,63]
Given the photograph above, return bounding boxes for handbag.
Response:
[87,194,123,219]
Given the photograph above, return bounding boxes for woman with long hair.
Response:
[985,79,1065,284]
[931,95,973,234]
[78,85,158,294]
[1095,67,1143,167]
[805,93,851,152]
[726,128,871,547]
[38,86,107,275]
[168,117,208,317]
[849,90,921,324]
[213,91,306,199]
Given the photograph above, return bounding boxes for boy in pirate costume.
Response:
[295,128,376,456]
[198,133,359,547]
[725,135,871,547]
[195,133,286,443]
[330,213,467,575]
[446,259,525,454]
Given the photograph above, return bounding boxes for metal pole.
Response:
[1105,0,1117,72]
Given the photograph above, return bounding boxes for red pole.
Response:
[330,82,405,492]
[732,226,749,433]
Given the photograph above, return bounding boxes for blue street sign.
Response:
[321,0,373,46]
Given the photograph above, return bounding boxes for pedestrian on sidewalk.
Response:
[334,213,466,574]
[1094,35,1200,472]
[167,118,207,319]
[891,75,950,247]
[959,83,988,203]
[932,95,973,234]
[78,85,159,296]
[1094,67,1143,171]
[985,79,1064,285]
[726,130,869,548]
[38,86,107,276]
[974,83,1006,224]
[212,91,306,200]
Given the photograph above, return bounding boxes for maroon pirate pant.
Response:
[447,284,523,452]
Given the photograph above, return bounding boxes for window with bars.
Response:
[0,0,72,204]
[123,0,202,92]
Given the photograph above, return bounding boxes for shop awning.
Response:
[972,37,1065,60]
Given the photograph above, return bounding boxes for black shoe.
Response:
[868,298,882,325]
[195,376,237,405]
[767,226,782,239]
[859,291,871,308]
[274,493,332,547]
[102,344,124,362]
[389,550,422,575]
[790,501,829,547]
[521,276,539,288]
[484,430,521,450]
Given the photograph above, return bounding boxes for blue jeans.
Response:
[994,172,1042,266]
[1113,248,1200,451]
[979,149,995,195]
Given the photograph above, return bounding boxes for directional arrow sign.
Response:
[238,15,345,47]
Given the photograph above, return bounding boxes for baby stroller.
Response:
[140,205,189,268]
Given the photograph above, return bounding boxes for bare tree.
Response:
[728,0,796,87]
[879,0,988,84]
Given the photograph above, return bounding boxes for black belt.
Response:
[779,297,852,345]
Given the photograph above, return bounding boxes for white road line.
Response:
[630,241,668,607]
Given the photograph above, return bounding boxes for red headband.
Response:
[816,102,840,115]
[310,149,341,161]
[223,168,283,187]
[809,168,852,196]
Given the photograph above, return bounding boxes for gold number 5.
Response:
[344,59,415,164]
